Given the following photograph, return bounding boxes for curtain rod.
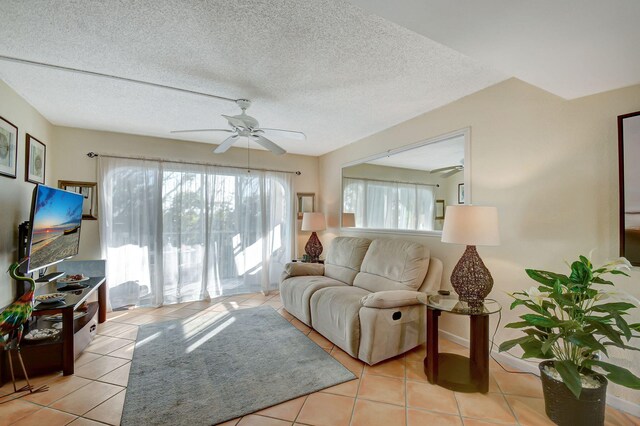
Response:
[343,176,439,187]
[0,54,239,103]
[87,152,302,175]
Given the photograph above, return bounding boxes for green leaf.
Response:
[541,335,559,355]
[554,360,583,398]
[585,319,624,346]
[586,360,640,390]
[567,333,607,354]
[521,314,558,328]
[521,339,554,359]
[523,328,548,338]
[526,269,556,287]
[630,323,640,332]
[579,255,592,268]
[512,299,551,316]
[612,313,632,341]
[553,279,563,295]
[569,261,592,285]
[510,299,525,310]
[609,270,630,276]
[592,302,636,313]
[499,336,533,352]
[592,277,613,285]
[504,321,531,329]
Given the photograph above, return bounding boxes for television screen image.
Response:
[27,185,84,273]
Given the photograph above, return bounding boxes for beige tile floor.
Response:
[1,291,638,426]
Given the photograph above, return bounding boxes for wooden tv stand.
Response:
[1,277,107,380]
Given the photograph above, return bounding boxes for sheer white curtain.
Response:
[98,157,163,309]
[99,157,294,309]
[343,177,435,231]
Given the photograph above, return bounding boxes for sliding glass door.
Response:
[98,157,294,309]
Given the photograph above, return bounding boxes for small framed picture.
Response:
[26,134,46,184]
[435,199,445,219]
[0,116,18,179]
[458,183,465,204]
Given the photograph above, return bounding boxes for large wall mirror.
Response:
[341,129,470,235]
[619,111,640,266]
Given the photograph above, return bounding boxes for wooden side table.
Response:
[423,295,501,393]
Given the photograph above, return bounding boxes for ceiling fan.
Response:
[171,99,305,155]
[430,160,464,178]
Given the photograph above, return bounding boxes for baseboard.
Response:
[439,330,640,418]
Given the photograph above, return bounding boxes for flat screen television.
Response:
[26,184,84,273]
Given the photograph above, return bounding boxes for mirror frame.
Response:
[340,127,471,236]
[618,111,640,266]
[58,180,98,220]
[297,192,315,220]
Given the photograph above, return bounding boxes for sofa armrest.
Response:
[283,262,325,278]
[360,290,427,309]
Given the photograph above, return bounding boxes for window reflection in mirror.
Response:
[341,130,469,234]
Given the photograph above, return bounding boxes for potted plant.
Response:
[499,256,640,426]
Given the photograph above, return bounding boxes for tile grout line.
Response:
[347,367,363,426]
[81,387,126,425]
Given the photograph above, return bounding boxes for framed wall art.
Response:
[618,111,640,266]
[458,183,465,204]
[0,116,18,179]
[25,134,46,184]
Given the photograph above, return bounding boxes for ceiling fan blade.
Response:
[252,135,286,155]
[430,165,461,174]
[441,169,462,178]
[213,134,239,154]
[222,114,248,129]
[170,129,233,134]
[260,128,306,141]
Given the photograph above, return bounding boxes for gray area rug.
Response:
[121,306,355,426]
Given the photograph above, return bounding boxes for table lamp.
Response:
[441,205,500,307]
[301,212,326,262]
[342,212,356,228]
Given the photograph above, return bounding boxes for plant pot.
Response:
[539,360,608,426]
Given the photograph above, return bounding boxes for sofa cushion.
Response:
[353,239,430,293]
[310,286,371,358]
[360,290,427,308]
[279,275,346,326]
[283,262,325,277]
[324,237,371,285]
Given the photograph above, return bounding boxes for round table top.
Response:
[426,294,501,316]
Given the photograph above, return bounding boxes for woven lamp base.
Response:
[451,245,493,307]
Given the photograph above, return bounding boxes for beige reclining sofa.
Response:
[280,236,442,365]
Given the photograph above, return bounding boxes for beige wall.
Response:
[319,78,640,405]
[51,126,319,261]
[0,80,55,307]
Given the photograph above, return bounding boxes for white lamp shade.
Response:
[301,212,326,232]
[342,212,356,228]
[441,205,500,246]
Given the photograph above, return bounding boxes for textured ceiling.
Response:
[347,0,640,100]
[0,0,505,156]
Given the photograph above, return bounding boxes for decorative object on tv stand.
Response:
[301,212,326,262]
[0,259,43,394]
[441,205,499,307]
[342,212,355,228]
[499,256,640,426]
